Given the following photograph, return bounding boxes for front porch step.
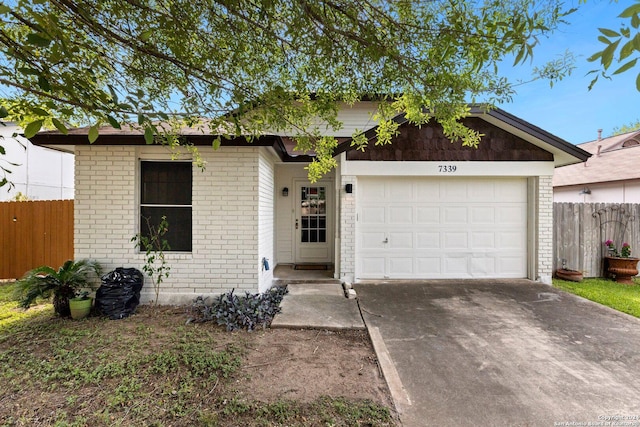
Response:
[273,278,342,287]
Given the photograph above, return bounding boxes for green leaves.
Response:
[23,120,43,138]
[0,0,584,178]
[144,126,154,145]
[88,125,99,143]
[620,3,640,19]
[51,118,68,134]
[26,33,52,47]
[588,1,640,90]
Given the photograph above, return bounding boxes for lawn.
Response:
[552,277,640,318]
[0,281,396,427]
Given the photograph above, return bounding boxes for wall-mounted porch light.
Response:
[345,184,353,194]
[579,187,591,195]
[282,187,289,197]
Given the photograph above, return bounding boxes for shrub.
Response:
[188,287,288,331]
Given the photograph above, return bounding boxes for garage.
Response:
[356,176,528,279]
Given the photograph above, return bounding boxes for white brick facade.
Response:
[537,175,554,284]
[339,175,356,282]
[75,145,267,304]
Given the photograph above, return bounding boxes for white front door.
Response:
[294,181,333,263]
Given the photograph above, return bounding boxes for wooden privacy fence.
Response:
[0,200,73,279]
[554,203,640,278]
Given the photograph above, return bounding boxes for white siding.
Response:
[269,101,382,137]
[1,123,74,200]
[258,148,276,292]
[75,145,263,304]
[554,180,640,203]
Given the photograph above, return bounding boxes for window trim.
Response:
[138,159,193,253]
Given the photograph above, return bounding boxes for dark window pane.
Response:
[319,230,326,243]
[141,162,192,205]
[302,217,309,229]
[310,230,317,243]
[141,207,192,252]
[319,217,326,229]
[310,217,318,229]
[302,230,309,243]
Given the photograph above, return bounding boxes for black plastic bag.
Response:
[96,267,144,320]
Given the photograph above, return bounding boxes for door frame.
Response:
[293,178,334,264]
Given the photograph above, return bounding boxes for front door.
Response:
[294,182,333,263]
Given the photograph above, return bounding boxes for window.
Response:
[140,161,192,252]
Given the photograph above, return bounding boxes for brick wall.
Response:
[339,175,356,282]
[75,145,263,304]
[537,175,554,283]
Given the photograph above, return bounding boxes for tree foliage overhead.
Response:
[588,1,640,91]
[0,0,573,180]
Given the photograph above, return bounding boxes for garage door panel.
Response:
[389,181,413,201]
[498,256,527,276]
[496,180,528,202]
[470,256,496,275]
[470,232,495,249]
[361,206,386,224]
[389,206,413,224]
[356,177,527,279]
[497,206,526,223]
[361,257,386,276]
[497,231,526,249]
[389,257,413,276]
[360,181,383,202]
[443,207,468,224]
[416,232,440,249]
[470,207,496,224]
[444,232,468,249]
[467,181,495,201]
[389,232,413,249]
[416,181,440,200]
[444,256,470,275]
[416,207,440,224]
[416,257,441,275]
[361,232,386,249]
[442,181,468,201]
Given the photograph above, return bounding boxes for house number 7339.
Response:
[438,165,457,172]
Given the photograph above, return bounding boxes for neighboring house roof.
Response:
[553,130,640,187]
[29,106,589,167]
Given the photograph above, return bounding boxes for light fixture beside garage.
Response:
[345,184,353,194]
[282,187,288,197]
[579,187,591,195]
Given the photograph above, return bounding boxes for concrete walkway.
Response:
[271,282,365,330]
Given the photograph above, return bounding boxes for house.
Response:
[30,104,590,303]
[553,130,640,203]
[1,122,74,200]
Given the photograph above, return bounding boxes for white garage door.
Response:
[356,177,528,279]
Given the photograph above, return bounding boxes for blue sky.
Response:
[496,1,640,145]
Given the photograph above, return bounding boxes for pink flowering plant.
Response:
[605,239,632,258]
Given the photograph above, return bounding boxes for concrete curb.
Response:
[365,325,412,418]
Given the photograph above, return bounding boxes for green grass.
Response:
[553,277,640,318]
[0,281,395,427]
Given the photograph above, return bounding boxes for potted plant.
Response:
[604,240,639,285]
[69,291,93,320]
[14,259,102,317]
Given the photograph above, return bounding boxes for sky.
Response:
[496,0,640,145]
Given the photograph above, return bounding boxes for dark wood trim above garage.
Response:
[345,117,554,161]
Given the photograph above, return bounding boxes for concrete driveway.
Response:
[355,280,640,427]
